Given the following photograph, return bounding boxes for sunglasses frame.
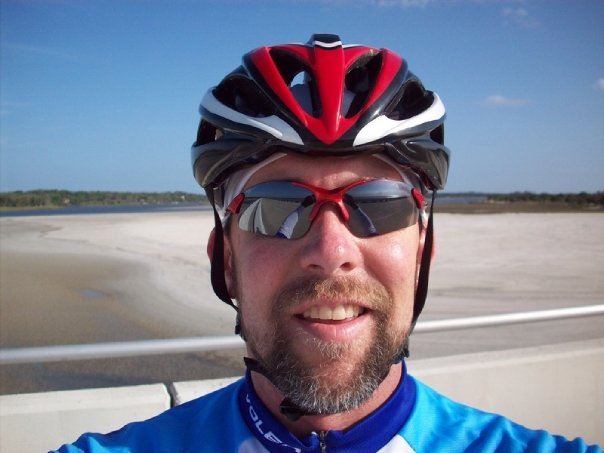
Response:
[226,178,426,238]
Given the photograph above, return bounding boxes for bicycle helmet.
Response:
[192,33,449,210]
[191,32,450,335]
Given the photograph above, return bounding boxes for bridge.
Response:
[1,305,603,451]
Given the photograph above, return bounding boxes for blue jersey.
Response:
[54,368,601,453]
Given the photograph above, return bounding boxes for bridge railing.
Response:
[1,304,603,365]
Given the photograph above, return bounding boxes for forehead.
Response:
[246,153,403,189]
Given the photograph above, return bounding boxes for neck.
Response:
[250,363,403,437]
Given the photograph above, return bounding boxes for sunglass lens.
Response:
[237,183,314,239]
[345,180,419,237]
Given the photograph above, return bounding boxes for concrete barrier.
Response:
[407,338,604,446]
[1,340,602,452]
[169,340,603,446]
[171,377,240,406]
[0,384,170,453]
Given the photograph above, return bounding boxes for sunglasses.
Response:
[226,178,425,239]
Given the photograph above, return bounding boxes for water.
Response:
[0,203,213,218]
[1,195,483,218]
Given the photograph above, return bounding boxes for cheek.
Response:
[363,231,419,326]
[233,235,292,304]
[233,237,297,345]
[364,231,420,286]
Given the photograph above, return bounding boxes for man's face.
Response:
[223,154,424,414]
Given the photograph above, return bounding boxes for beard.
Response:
[238,275,410,415]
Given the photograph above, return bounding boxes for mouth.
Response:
[297,304,366,322]
[291,302,372,343]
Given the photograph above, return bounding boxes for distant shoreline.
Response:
[434,201,604,214]
[1,201,602,217]
[1,190,602,215]
[0,202,211,217]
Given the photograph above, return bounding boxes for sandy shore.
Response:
[1,211,603,394]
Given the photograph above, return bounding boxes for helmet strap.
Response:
[243,357,311,421]
[207,186,241,334]
[412,191,436,330]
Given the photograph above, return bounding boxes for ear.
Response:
[207,227,237,299]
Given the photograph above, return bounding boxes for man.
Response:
[56,34,601,452]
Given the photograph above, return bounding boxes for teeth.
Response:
[332,306,346,321]
[302,304,364,321]
[345,305,355,318]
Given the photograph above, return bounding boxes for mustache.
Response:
[272,276,392,313]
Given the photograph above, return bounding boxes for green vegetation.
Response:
[0,190,602,213]
[435,191,603,214]
[0,190,208,210]
[487,191,604,207]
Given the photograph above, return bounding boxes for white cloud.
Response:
[502,7,539,28]
[481,95,531,107]
[1,42,80,61]
[595,78,604,92]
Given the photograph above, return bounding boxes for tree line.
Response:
[487,191,603,207]
[0,190,208,209]
[0,189,602,210]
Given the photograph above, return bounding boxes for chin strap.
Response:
[410,191,436,346]
[243,357,310,421]
[207,186,241,334]
[393,347,409,364]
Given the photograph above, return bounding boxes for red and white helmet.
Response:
[191,33,450,207]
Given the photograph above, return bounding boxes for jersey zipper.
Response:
[319,431,327,453]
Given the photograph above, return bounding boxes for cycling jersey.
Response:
[55,364,602,452]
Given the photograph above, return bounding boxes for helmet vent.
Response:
[386,80,434,121]
[430,124,444,145]
[213,74,275,118]
[195,120,222,146]
[344,52,382,118]
[288,70,321,118]
[270,49,321,117]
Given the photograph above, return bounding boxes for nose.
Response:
[298,205,363,276]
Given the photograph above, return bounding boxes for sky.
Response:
[1,0,603,194]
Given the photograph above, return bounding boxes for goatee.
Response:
[241,276,409,415]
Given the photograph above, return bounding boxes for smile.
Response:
[301,304,366,321]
